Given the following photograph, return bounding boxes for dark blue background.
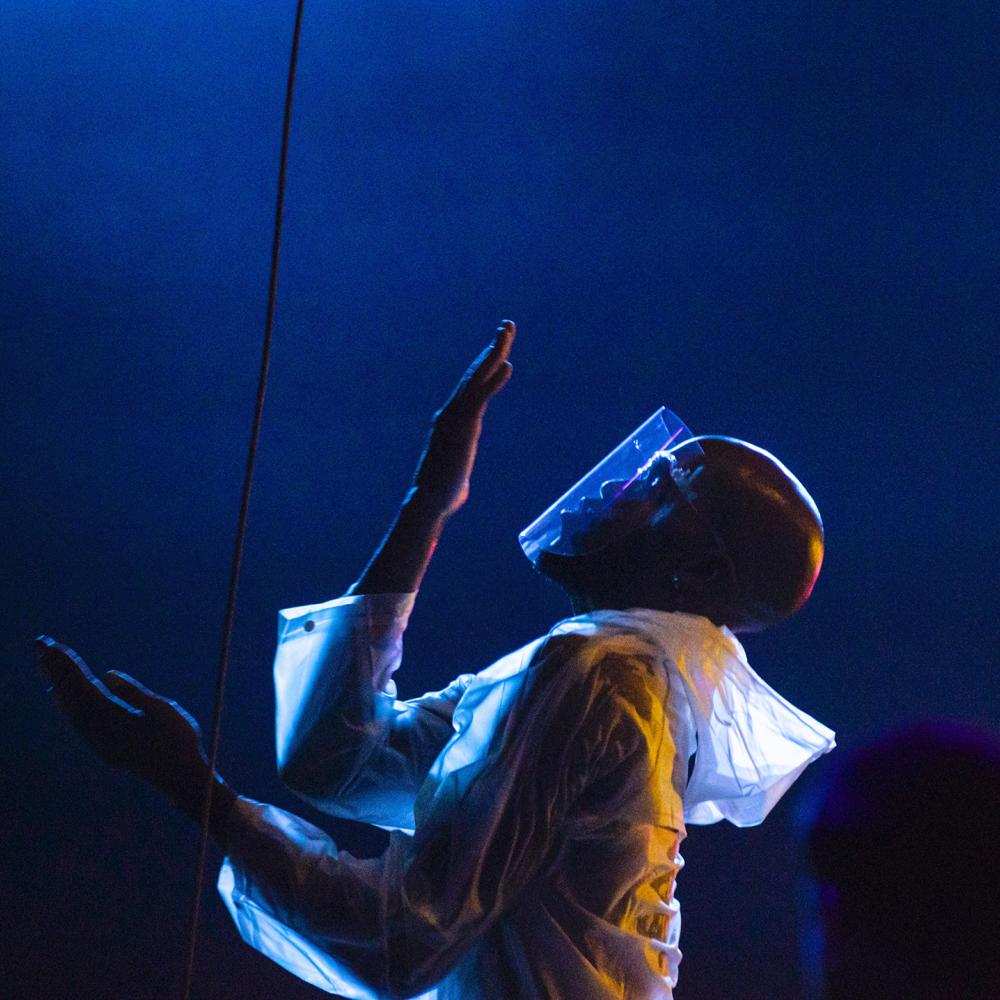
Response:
[3,2,997,997]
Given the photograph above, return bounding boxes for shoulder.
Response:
[533,621,672,723]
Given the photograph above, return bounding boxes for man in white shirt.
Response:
[39,319,834,998]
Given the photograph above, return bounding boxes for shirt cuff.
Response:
[218,798,385,999]
[277,592,416,644]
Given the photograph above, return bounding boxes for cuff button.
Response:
[304,620,315,632]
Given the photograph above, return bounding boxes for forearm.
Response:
[220,799,487,998]
[348,488,450,596]
[349,321,514,596]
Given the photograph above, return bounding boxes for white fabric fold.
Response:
[575,610,836,827]
[218,595,834,998]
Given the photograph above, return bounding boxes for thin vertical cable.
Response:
[181,2,306,996]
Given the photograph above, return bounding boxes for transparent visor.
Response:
[519,407,703,565]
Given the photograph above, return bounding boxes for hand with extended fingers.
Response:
[410,319,515,519]
[36,636,224,821]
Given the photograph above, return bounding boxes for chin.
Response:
[537,549,642,614]
[534,549,576,589]
[535,549,599,604]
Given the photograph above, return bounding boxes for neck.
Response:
[566,587,732,630]
[567,589,674,616]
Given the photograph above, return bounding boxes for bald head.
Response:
[686,436,824,629]
[537,434,824,631]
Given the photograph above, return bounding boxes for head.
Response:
[535,435,824,632]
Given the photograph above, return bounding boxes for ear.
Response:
[675,555,728,589]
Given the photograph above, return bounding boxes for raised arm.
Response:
[275,322,515,830]
[349,318,514,596]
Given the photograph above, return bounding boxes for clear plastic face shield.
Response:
[519,407,705,565]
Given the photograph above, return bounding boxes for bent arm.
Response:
[274,590,471,833]
[277,323,515,828]
[350,320,514,599]
[224,641,590,997]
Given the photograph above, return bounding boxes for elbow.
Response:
[276,695,382,803]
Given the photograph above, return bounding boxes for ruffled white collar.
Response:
[431,607,834,830]
[568,609,836,826]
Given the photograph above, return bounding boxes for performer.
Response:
[39,320,834,998]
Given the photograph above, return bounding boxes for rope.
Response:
[181,2,306,995]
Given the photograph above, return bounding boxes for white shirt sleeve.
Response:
[274,592,472,834]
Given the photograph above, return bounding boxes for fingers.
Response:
[473,320,515,384]
[36,637,138,717]
[482,359,513,397]
[439,319,516,421]
[494,318,516,353]
[463,320,515,387]
[106,671,202,736]
[36,636,140,763]
[105,671,170,714]
[37,635,92,687]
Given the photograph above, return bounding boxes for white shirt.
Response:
[218,594,834,998]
